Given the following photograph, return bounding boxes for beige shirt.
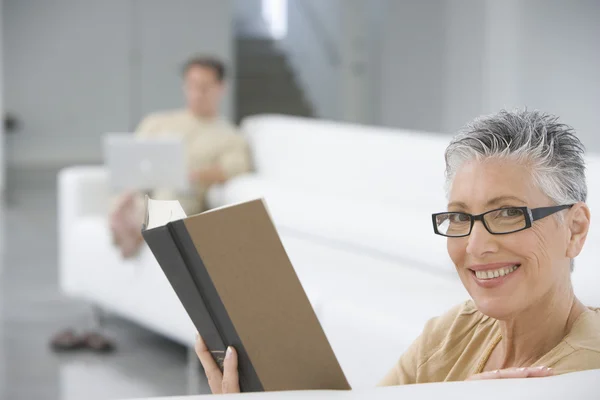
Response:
[379,300,600,386]
[135,109,251,214]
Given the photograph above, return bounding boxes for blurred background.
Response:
[0,0,599,399]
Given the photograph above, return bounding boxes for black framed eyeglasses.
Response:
[432,205,574,237]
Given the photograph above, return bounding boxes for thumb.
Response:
[221,346,240,393]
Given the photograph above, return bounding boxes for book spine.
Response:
[169,221,264,393]
[142,225,228,373]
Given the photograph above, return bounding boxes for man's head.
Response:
[182,56,226,118]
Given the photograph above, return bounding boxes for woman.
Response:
[195,110,600,393]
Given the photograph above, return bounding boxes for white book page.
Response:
[144,196,188,229]
[144,196,271,230]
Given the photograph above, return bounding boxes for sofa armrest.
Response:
[58,166,110,297]
[58,165,110,223]
[58,165,110,255]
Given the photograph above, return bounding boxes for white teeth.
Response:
[475,265,519,280]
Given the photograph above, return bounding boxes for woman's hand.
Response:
[195,334,240,394]
[467,366,553,380]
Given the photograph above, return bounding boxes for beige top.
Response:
[379,300,600,386]
[135,109,251,214]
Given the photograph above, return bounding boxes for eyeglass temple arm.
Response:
[530,205,573,221]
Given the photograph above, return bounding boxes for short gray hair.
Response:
[445,109,587,205]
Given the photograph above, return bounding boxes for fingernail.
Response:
[518,367,526,371]
[226,346,232,359]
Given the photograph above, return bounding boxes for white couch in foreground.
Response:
[127,368,600,400]
[58,115,600,391]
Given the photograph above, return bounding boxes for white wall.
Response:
[442,0,486,134]
[283,0,600,153]
[378,1,447,133]
[234,0,262,23]
[363,0,387,126]
[4,0,233,167]
[0,0,4,191]
[280,0,378,123]
[493,0,600,153]
[136,0,234,123]
[4,1,131,166]
[0,1,4,394]
[379,0,600,152]
[282,0,342,120]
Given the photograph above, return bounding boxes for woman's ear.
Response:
[565,202,591,259]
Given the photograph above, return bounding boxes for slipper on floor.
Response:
[50,329,86,352]
[81,332,116,353]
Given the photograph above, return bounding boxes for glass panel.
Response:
[436,213,470,236]
[484,208,526,233]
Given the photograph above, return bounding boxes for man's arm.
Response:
[189,165,228,186]
[190,135,252,186]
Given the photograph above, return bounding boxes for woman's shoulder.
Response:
[538,306,600,374]
[563,306,600,352]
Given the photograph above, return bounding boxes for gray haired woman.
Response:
[196,109,600,393]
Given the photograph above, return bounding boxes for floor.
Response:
[0,168,206,400]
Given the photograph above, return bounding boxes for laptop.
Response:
[103,133,189,192]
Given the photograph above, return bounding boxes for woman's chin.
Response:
[471,296,519,320]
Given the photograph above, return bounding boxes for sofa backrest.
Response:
[239,115,600,299]
[241,114,452,210]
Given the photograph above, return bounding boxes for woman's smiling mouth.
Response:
[468,263,522,287]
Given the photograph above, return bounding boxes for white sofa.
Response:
[127,368,600,400]
[58,114,600,390]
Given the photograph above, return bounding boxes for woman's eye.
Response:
[499,208,522,218]
[450,213,469,223]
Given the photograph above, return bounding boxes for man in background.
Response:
[51,56,251,352]
[111,56,251,258]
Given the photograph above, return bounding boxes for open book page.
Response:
[144,196,188,229]
[144,197,269,230]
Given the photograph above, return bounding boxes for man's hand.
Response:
[467,366,553,381]
[189,165,227,186]
[195,334,240,394]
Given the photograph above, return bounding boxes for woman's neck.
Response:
[496,286,586,368]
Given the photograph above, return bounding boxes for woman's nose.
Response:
[466,220,498,257]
